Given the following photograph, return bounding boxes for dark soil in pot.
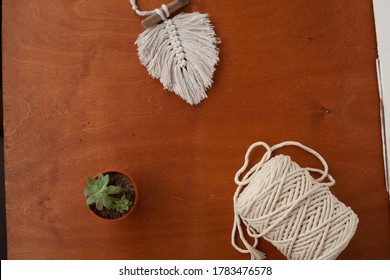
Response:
[89,172,136,220]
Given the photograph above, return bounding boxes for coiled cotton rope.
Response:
[232,141,359,260]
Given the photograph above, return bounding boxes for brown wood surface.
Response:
[2,0,390,260]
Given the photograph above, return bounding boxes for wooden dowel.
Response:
[141,0,190,28]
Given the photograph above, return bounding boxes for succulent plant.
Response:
[112,195,132,214]
[83,173,127,211]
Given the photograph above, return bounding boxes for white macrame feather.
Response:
[135,12,220,105]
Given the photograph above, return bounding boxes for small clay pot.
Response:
[87,170,138,222]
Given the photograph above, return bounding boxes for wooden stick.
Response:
[141,0,190,29]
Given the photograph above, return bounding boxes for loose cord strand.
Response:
[130,0,170,21]
[234,141,335,188]
[129,0,155,16]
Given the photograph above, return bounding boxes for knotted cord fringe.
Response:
[232,141,359,260]
[135,13,220,105]
[130,1,220,105]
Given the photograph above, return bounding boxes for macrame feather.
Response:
[135,12,220,105]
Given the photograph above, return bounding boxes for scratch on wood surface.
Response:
[11,33,81,68]
[23,199,34,215]
[81,121,120,132]
[147,95,162,115]
[54,103,164,142]
[290,78,303,95]
[52,122,117,143]
[4,96,31,137]
[73,0,88,17]
[30,0,40,21]
[72,0,129,21]
[5,51,76,71]
[54,87,70,114]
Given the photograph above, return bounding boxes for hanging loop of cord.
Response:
[129,0,155,16]
[129,0,191,28]
[234,141,335,189]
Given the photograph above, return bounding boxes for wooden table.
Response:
[3,0,390,260]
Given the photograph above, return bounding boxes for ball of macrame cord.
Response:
[232,141,358,260]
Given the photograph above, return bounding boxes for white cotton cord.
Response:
[161,4,170,18]
[130,0,170,20]
[135,12,220,105]
[132,0,220,105]
[129,0,154,16]
[232,141,358,260]
[232,186,265,260]
[234,141,334,187]
[154,4,170,21]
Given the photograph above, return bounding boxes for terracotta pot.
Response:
[87,170,138,222]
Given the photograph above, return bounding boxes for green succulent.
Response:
[83,173,123,211]
[112,195,132,214]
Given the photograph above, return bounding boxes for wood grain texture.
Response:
[2,0,390,259]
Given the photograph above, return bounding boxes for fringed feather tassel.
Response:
[135,12,220,105]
